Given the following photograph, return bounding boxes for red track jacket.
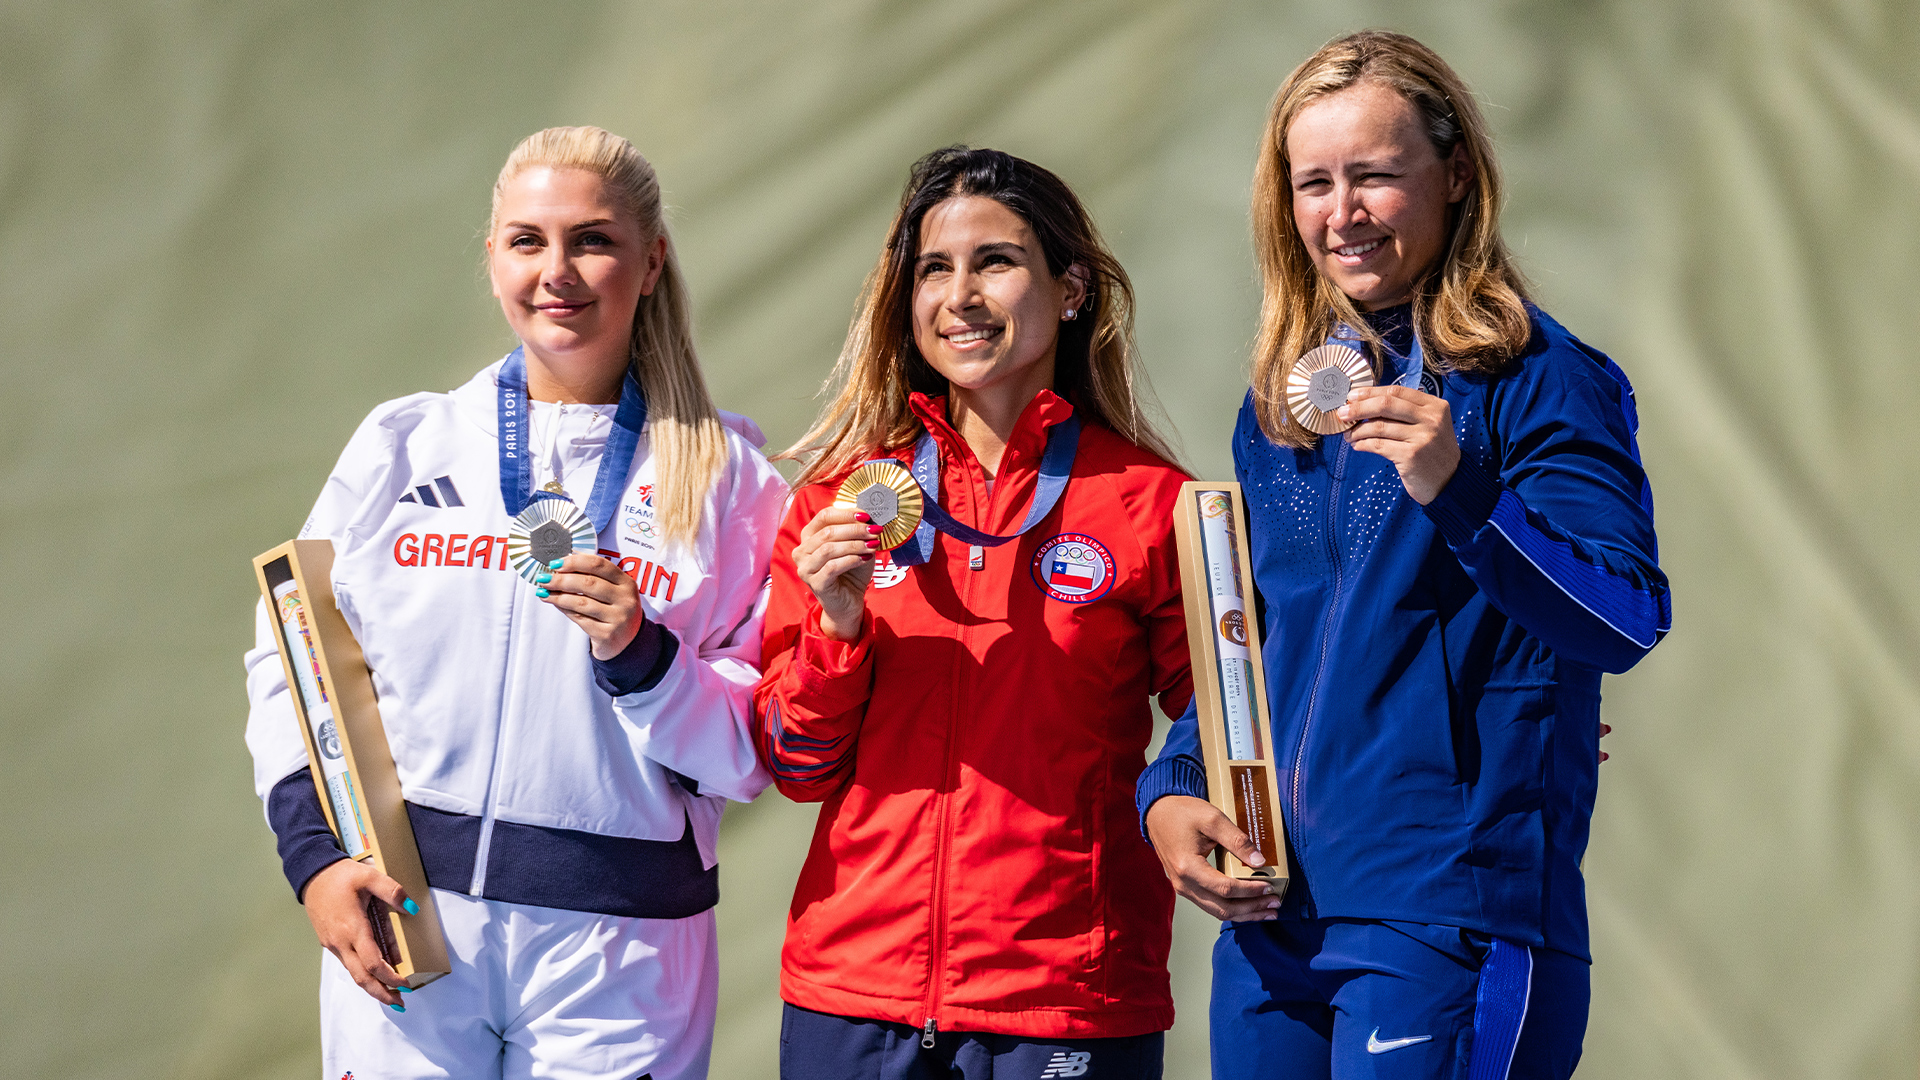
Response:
[755,391,1193,1039]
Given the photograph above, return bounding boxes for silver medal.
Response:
[507,497,596,583]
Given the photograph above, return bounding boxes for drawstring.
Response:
[530,403,609,496]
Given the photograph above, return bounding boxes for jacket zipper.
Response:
[473,421,601,892]
[921,442,1000,1047]
[1287,439,1348,899]
[468,566,522,894]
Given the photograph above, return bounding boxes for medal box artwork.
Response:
[1172,483,1291,891]
[253,539,450,987]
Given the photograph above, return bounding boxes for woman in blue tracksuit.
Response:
[1137,31,1670,1080]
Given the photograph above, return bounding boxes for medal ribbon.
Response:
[496,347,649,532]
[1331,322,1428,388]
[889,414,1080,567]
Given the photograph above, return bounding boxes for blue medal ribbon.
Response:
[889,414,1080,567]
[1332,321,1429,389]
[496,347,649,533]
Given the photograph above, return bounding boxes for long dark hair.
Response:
[784,146,1180,485]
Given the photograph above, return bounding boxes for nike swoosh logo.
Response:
[1366,1029,1434,1054]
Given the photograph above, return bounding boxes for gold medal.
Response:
[834,461,924,550]
[1286,343,1375,435]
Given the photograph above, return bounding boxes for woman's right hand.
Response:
[1144,795,1284,921]
[302,858,416,1008]
[794,506,881,642]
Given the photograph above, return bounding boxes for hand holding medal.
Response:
[532,552,647,660]
[793,460,927,642]
[1317,333,1461,505]
[794,504,885,643]
[832,461,924,550]
[799,416,1081,642]
[508,490,597,581]
[497,349,653,657]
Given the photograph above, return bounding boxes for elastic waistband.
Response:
[408,802,717,919]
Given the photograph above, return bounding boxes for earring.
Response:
[1062,309,1077,321]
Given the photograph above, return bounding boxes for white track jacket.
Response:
[244,357,785,916]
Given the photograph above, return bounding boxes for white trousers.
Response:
[320,889,718,1080]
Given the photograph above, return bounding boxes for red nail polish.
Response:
[866,539,881,548]
[854,512,871,523]
[868,524,884,535]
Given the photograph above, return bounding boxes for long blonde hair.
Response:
[784,146,1179,487]
[491,126,726,546]
[1250,30,1531,447]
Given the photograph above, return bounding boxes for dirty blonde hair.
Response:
[491,126,726,546]
[1250,30,1531,446]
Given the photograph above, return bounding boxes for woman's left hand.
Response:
[537,553,644,660]
[1338,385,1461,505]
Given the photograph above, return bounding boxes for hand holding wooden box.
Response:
[254,539,450,987]
[1172,483,1290,895]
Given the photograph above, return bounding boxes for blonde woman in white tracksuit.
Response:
[243,127,787,1080]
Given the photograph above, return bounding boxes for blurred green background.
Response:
[4,1,1917,1076]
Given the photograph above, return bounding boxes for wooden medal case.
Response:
[1172,483,1291,893]
[253,539,449,987]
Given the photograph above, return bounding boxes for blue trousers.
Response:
[779,1004,1165,1080]
[1211,919,1588,1080]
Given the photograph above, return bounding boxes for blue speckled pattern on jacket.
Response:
[1138,305,1670,960]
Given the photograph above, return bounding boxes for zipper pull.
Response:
[968,544,984,571]
[921,1017,937,1049]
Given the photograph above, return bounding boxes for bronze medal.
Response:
[1286,343,1375,435]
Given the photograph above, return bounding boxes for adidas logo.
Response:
[1039,1051,1090,1078]
[399,476,465,508]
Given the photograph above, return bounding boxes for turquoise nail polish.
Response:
[402,898,419,915]
[389,1003,405,1013]
[397,985,414,993]
[548,559,565,569]
[535,588,550,598]
[535,572,552,584]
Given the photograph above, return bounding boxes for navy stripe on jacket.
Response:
[264,771,718,919]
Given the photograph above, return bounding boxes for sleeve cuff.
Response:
[1422,452,1503,548]
[592,618,681,697]
[266,769,349,901]
[796,610,873,680]
[774,610,876,717]
[1135,753,1209,842]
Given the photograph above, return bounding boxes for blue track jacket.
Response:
[1137,305,1670,960]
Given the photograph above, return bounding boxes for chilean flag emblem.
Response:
[1031,533,1115,604]
[1049,552,1098,591]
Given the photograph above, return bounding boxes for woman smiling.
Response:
[1139,32,1671,1080]
[243,126,786,1080]
[756,147,1191,1080]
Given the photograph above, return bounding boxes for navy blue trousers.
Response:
[780,1004,1165,1080]
[1211,919,1589,1080]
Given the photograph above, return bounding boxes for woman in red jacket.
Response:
[756,146,1192,1079]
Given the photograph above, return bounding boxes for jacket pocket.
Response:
[1460,682,1552,872]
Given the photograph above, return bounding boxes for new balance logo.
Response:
[398,476,465,508]
[1039,1051,1090,1078]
